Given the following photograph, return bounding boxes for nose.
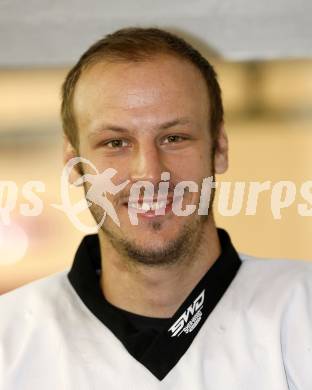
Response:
[130,142,165,185]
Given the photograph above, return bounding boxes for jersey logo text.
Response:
[168,290,205,337]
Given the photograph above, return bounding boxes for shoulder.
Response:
[235,253,312,310]
[239,252,312,283]
[0,271,88,385]
[0,271,71,330]
[237,254,312,387]
[0,270,69,301]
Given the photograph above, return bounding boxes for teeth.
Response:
[150,201,167,211]
[141,202,151,211]
[128,200,170,211]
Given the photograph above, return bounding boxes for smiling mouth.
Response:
[123,197,174,217]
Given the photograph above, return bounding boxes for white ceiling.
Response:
[0,0,311,67]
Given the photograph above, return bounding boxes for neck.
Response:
[99,220,221,318]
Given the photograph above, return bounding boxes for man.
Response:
[0,27,311,389]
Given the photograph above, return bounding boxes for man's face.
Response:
[68,54,227,265]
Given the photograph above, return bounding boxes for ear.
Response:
[63,136,82,185]
[214,124,229,175]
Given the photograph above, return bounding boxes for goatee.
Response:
[100,215,206,267]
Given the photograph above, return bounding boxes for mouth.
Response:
[123,197,174,218]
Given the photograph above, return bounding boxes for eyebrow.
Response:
[158,118,191,130]
[88,117,192,138]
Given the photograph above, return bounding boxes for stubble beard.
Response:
[82,168,216,267]
[109,214,206,267]
[88,197,212,268]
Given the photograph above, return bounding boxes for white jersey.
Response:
[0,235,312,389]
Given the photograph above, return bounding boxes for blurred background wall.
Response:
[0,0,311,293]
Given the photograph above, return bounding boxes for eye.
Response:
[163,135,187,144]
[103,139,129,148]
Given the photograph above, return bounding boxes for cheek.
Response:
[170,153,212,183]
[79,145,128,175]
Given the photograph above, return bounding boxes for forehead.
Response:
[73,54,210,135]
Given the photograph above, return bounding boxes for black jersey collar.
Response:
[68,228,241,380]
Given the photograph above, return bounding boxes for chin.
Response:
[99,212,205,267]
